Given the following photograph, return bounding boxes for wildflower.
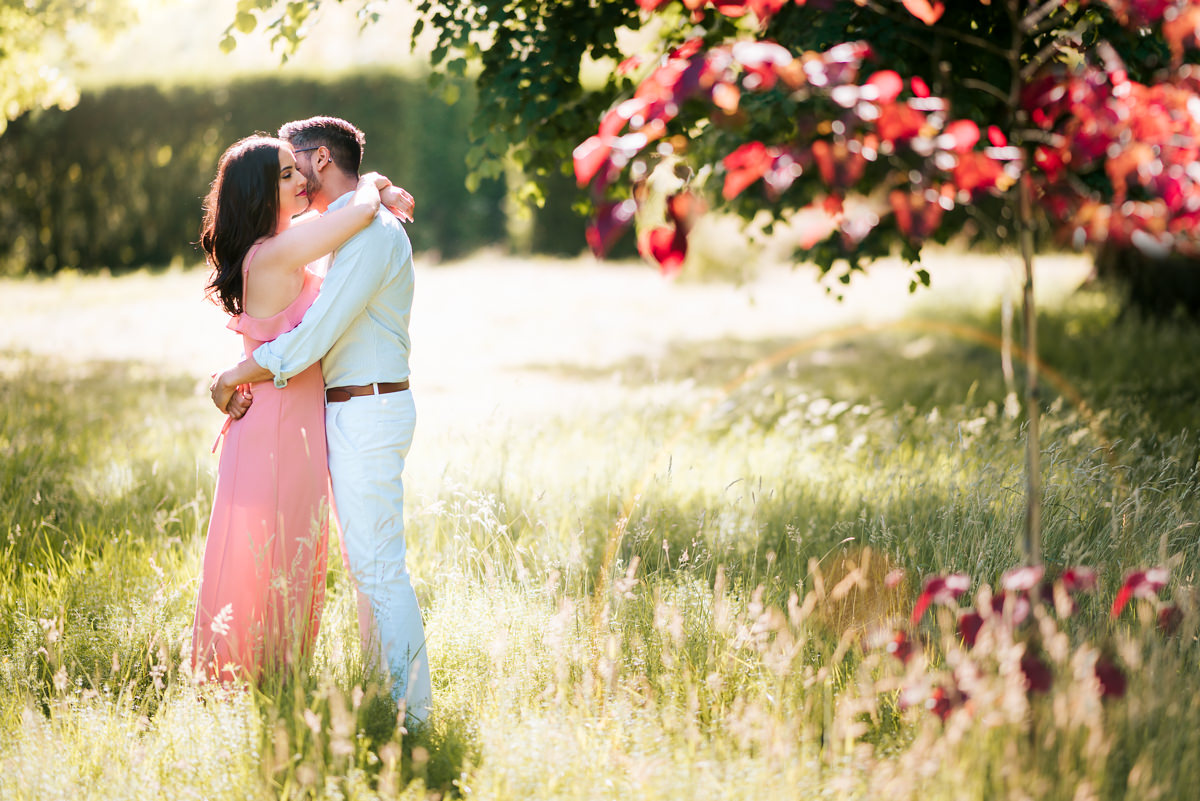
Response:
[1001,565,1044,593]
[1110,567,1169,618]
[210,603,234,636]
[990,591,1031,624]
[1094,657,1127,698]
[1020,650,1053,693]
[910,573,970,624]
[1060,566,1098,594]
[1157,604,1183,636]
[927,686,953,720]
[958,609,984,647]
[886,630,914,663]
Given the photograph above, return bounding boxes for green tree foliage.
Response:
[0,73,508,275]
[225,0,646,205]
[0,0,137,135]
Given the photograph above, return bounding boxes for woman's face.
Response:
[277,148,308,219]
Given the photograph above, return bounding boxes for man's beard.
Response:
[298,164,321,213]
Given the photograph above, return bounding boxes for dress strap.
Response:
[241,240,266,307]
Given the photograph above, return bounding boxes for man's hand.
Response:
[381,185,415,224]
[210,370,254,418]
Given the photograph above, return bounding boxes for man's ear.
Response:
[313,146,334,173]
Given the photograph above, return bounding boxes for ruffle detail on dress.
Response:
[227,270,322,342]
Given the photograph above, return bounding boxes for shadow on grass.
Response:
[530,287,1200,438]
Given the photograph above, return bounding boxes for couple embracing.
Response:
[191,116,430,725]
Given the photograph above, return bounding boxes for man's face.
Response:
[291,146,322,211]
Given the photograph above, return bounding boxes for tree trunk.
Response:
[1018,175,1042,565]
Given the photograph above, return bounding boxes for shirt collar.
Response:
[325,190,357,213]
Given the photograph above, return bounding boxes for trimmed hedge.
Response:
[0,72,514,275]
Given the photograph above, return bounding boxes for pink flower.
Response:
[1001,565,1045,593]
[1110,567,1169,618]
[910,573,970,624]
[1060,566,1098,594]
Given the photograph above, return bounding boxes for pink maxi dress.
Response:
[191,259,330,684]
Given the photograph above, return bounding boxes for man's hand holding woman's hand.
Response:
[210,370,253,419]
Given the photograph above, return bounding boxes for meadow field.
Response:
[1,251,1199,800]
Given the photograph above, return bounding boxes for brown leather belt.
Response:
[325,380,409,403]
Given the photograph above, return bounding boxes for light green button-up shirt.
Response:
[253,191,415,389]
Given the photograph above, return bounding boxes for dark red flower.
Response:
[886,630,914,663]
[1020,651,1053,693]
[958,610,984,647]
[927,685,953,719]
[1158,604,1183,636]
[1094,657,1127,698]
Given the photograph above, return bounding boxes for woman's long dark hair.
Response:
[200,135,285,316]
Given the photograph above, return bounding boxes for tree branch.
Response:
[859,0,1012,59]
[1020,0,1067,35]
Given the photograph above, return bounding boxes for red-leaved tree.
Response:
[572,0,1200,565]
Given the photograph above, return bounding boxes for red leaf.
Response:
[866,70,904,104]
[639,225,689,275]
[712,0,751,16]
[901,0,945,25]
[952,151,1006,194]
[586,199,637,258]
[942,119,980,153]
[722,141,773,199]
[876,102,927,143]
[666,191,705,234]
[573,136,613,186]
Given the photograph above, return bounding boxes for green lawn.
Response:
[1,264,1198,799]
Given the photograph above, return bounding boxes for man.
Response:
[210,116,430,723]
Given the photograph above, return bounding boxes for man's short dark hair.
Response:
[278,116,365,176]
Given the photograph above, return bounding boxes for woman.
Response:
[191,134,408,684]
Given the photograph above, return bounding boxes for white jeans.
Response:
[325,389,430,722]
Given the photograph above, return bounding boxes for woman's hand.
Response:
[381,185,415,223]
[360,171,392,191]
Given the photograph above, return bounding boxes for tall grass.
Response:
[1,285,1198,799]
